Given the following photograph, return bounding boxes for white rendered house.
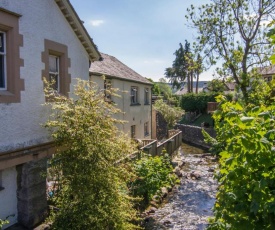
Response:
[0,0,100,228]
[90,53,153,140]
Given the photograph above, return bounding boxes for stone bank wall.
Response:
[175,124,216,149]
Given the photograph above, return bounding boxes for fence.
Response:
[117,129,182,164]
[140,129,182,157]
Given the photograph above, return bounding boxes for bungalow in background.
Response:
[0,0,100,228]
[174,81,208,95]
[258,65,275,82]
[90,53,153,140]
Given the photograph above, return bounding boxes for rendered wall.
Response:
[0,0,90,153]
[90,75,152,139]
[0,167,17,229]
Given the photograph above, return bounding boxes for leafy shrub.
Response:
[154,99,184,128]
[130,152,177,206]
[44,80,139,230]
[207,95,275,229]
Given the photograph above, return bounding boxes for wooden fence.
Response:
[140,129,182,157]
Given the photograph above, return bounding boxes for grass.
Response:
[180,113,214,127]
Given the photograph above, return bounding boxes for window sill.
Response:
[0,90,14,96]
[130,103,141,106]
[144,103,150,105]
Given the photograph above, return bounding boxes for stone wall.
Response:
[16,158,48,228]
[156,111,168,141]
[176,124,216,149]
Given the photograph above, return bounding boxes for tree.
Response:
[158,78,173,100]
[165,41,204,93]
[44,80,139,229]
[165,41,193,91]
[195,54,203,94]
[186,0,275,104]
[207,79,227,92]
[268,20,275,63]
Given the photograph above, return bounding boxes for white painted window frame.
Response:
[49,55,60,92]
[131,86,138,104]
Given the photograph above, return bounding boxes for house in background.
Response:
[258,65,275,82]
[174,81,208,95]
[90,53,153,140]
[0,0,100,228]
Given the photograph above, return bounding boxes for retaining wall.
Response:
[175,124,216,149]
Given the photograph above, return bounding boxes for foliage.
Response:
[157,78,173,100]
[207,79,227,93]
[186,0,275,103]
[146,77,162,96]
[165,41,203,92]
[0,215,14,230]
[206,95,275,229]
[268,20,275,63]
[44,79,140,230]
[130,152,177,205]
[0,219,9,230]
[154,99,184,128]
[180,92,218,113]
[246,75,275,106]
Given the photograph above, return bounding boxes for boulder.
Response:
[190,171,201,180]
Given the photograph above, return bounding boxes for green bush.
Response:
[206,95,275,229]
[180,92,218,113]
[130,152,177,206]
[154,99,184,128]
[44,80,139,230]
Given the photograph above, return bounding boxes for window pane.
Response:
[131,87,138,104]
[0,55,5,88]
[49,56,58,72]
[0,33,4,53]
[49,55,59,91]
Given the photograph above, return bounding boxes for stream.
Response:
[144,143,218,230]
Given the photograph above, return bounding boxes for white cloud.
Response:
[90,20,105,27]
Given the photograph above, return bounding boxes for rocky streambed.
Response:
[143,143,218,230]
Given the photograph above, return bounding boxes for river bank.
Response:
[143,143,218,230]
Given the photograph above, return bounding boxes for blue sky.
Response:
[70,0,214,82]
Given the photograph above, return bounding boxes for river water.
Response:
[144,143,218,230]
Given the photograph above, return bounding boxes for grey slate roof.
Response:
[90,53,152,85]
[174,81,208,95]
[258,65,275,76]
